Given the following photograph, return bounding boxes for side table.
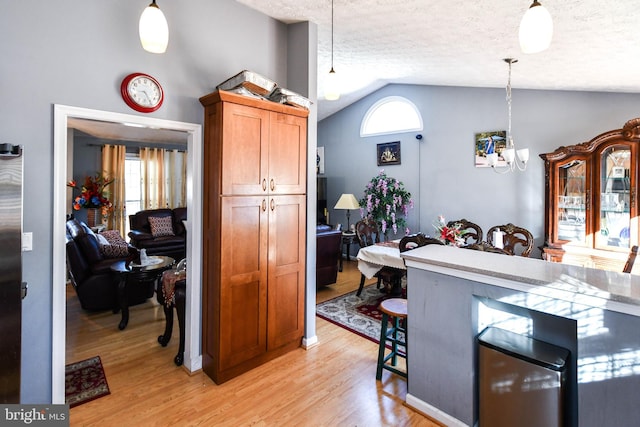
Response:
[340,231,358,272]
[110,256,175,330]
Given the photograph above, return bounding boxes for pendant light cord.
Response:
[507,60,512,141]
[330,0,335,71]
[505,58,517,148]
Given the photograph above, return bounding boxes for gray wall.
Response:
[0,0,307,403]
[319,83,640,256]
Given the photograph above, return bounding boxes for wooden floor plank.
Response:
[67,259,441,426]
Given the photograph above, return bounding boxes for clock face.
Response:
[120,73,164,113]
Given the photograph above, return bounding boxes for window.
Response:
[360,96,423,137]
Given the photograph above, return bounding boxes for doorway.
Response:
[52,105,203,403]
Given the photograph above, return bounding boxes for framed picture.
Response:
[475,130,507,168]
[316,146,325,174]
[377,141,401,166]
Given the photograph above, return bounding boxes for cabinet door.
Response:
[221,103,270,195]
[555,157,590,246]
[218,196,269,371]
[268,112,307,195]
[267,194,306,349]
[596,144,634,251]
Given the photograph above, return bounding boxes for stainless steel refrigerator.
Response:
[0,143,24,403]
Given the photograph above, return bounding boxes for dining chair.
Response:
[487,223,534,257]
[355,219,404,296]
[463,241,511,255]
[447,218,483,245]
[399,233,444,252]
[623,245,638,273]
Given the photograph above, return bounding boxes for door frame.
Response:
[52,104,203,403]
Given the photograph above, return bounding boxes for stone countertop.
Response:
[401,245,640,317]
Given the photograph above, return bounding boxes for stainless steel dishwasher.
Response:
[478,327,569,427]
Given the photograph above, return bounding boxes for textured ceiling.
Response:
[235,0,640,120]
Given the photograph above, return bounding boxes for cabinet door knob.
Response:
[270,179,275,191]
[262,199,267,211]
[270,198,275,211]
[262,179,267,191]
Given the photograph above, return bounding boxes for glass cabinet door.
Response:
[597,145,631,249]
[557,159,587,244]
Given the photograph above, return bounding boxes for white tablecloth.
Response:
[356,244,406,279]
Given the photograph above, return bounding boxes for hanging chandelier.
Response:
[139,0,169,54]
[519,1,553,54]
[487,59,529,173]
[325,0,340,100]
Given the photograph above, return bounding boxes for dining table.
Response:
[356,241,407,295]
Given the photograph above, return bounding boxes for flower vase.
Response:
[86,208,100,228]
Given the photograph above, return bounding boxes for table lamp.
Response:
[334,193,360,232]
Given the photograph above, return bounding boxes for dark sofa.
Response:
[128,208,187,261]
[66,218,151,311]
[316,224,343,288]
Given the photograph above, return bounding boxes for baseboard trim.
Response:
[302,335,318,349]
[405,393,469,427]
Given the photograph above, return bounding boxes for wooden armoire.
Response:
[199,90,308,384]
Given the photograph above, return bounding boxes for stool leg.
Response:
[376,312,389,380]
[390,316,399,366]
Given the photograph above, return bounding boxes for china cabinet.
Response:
[540,118,640,271]
[199,90,308,384]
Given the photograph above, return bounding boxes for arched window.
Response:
[360,96,423,137]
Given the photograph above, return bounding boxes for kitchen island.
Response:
[401,245,640,427]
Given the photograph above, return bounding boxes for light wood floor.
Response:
[66,259,440,426]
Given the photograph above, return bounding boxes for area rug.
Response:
[65,356,110,408]
[316,284,405,346]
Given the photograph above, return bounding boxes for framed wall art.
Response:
[316,146,325,174]
[475,130,506,168]
[377,141,401,166]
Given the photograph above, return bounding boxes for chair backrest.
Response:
[447,219,483,245]
[399,233,444,252]
[462,241,511,255]
[355,219,382,248]
[487,223,534,257]
[623,245,639,273]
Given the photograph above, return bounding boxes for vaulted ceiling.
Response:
[235,0,640,120]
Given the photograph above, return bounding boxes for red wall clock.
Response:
[120,72,164,113]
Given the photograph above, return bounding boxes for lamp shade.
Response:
[334,193,360,210]
[139,1,169,54]
[519,1,553,54]
[325,68,340,101]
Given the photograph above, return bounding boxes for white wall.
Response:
[0,0,303,402]
[319,83,640,257]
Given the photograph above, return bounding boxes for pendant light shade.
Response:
[325,68,340,101]
[325,0,340,100]
[139,0,169,54]
[519,1,553,54]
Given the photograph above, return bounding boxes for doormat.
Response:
[316,284,405,346]
[65,356,110,408]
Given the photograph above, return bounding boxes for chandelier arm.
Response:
[492,165,515,174]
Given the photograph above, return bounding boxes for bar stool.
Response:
[376,298,407,380]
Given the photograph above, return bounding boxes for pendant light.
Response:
[139,0,169,54]
[325,0,340,101]
[487,59,529,173]
[519,1,553,54]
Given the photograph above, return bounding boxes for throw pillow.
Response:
[149,216,175,237]
[98,230,130,258]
